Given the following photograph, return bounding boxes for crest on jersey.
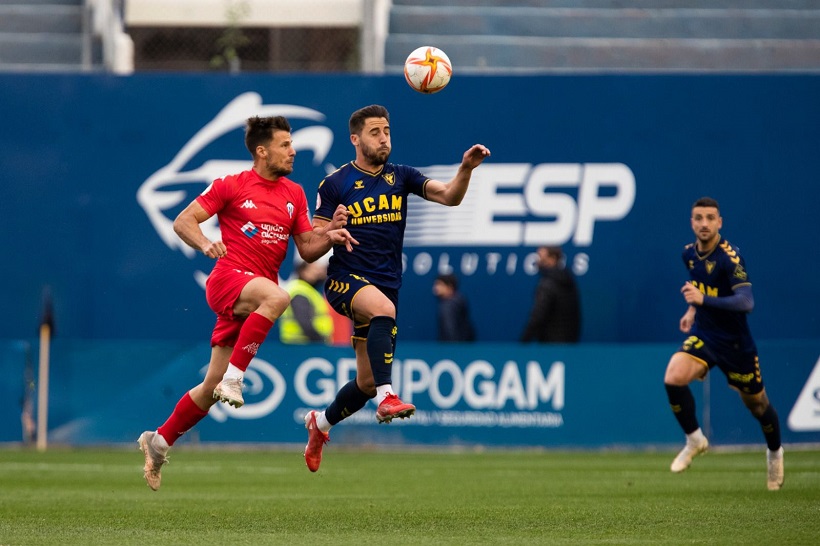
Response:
[733,264,747,281]
[705,260,716,274]
[383,172,395,186]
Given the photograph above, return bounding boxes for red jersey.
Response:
[196,168,312,281]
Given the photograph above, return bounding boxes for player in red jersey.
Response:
[138,115,356,490]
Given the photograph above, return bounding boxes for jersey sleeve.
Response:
[314,176,339,221]
[291,185,313,235]
[399,165,430,198]
[721,241,752,288]
[196,176,231,216]
[681,244,692,268]
[728,256,751,288]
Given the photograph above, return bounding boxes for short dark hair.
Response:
[349,105,389,135]
[692,196,720,211]
[245,116,291,157]
[540,246,563,260]
[436,273,459,290]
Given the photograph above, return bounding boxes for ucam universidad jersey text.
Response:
[314,162,429,289]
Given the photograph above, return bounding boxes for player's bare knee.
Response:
[664,371,682,385]
[259,287,291,317]
[374,304,396,318]
[666,354,706,385]
[664,365,692,386]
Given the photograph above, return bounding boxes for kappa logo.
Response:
[787,354,820,431]
[240,200,257,209]
[136,92,335,289]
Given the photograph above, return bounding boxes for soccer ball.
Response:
[403,46,452,94]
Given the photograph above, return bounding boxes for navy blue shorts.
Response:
[324,272,399,340]
[678,335,764,395]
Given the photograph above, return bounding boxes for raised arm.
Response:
[424,144,491,206]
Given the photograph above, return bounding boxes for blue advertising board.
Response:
[1,340,817,448]
[2,73,820,344]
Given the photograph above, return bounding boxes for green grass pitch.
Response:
[0,446,818,545]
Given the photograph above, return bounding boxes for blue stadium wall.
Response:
[1,73,818,447]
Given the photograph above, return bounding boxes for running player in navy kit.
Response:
[664,197,784,490]
[303,104,491,471]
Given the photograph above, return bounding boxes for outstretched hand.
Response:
[462,144,491,170]
[328,228,358,252]
[321,205,357,251]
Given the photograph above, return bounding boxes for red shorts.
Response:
[205,267,265,347]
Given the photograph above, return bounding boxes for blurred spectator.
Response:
[280,258,334,344]
[520,246,581,343]
[433,273,476,342]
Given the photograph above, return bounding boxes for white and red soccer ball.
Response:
[403,46,452,94]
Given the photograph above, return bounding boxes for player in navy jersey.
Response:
[302,104,491,472]
[664,197,784,490]
[137,116,355,490]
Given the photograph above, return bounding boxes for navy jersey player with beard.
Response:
[663,197,784,490]
[302,104,491,472]
[315,161,425,290]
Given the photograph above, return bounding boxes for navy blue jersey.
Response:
[682,238,756,351]
[314,162,429,289]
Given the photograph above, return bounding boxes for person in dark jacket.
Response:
[433,273,476,342]
[520,246,581,343]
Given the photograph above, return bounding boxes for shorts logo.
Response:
[327,279,350,294]
[242,221,259,238]
[728,371,755,384]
